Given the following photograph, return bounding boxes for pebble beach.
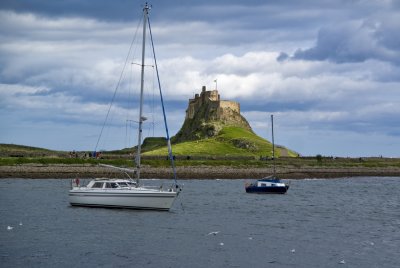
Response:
[1,164,400,179]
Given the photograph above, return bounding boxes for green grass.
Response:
[0,157,135,167]
[144,126,298,157]
[0,144,52,152]
[218,126,260,140]
[145,126,278,157]
[0,144,57,155]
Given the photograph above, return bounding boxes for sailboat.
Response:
[69,3,181,210]
[245,115,289,194]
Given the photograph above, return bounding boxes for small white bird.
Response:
[219,242,224,246]
[291,249,296,253]
[19,222,23,226]
[339,260,346,264]
[248,237,253,240]
[207,231,220,236]
[7,226,13,230]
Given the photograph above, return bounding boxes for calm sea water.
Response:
[0,177,399,268]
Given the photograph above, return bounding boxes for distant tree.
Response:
[316,154,322,162]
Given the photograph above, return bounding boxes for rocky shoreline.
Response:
[1,164,400,179]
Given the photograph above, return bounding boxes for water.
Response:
[1,177,399,268]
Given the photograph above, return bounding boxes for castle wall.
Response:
[219,100,240,114]
[185,86,239,120]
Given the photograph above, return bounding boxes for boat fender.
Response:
[174,184,182,191]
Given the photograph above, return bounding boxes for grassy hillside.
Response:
[144,126,296,157]
[0,126,297,159]
[0,144,52,152]
[0,143,62,157]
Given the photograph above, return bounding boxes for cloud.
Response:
[286,13,400,66]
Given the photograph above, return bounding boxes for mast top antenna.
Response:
[143,2,152,12]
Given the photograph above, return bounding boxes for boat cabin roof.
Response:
[258,178,281,183]
[87,179,136,189]
[94,178,134,183]
[256,178,286,187]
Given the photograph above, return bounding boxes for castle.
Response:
[186,86,241,121]
[172,85,252,142]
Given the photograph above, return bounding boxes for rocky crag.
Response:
[173,86,252,143]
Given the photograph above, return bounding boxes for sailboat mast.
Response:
[135,3,150,184]
[271,114,276,175]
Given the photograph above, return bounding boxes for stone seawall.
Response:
[1,164,400,179]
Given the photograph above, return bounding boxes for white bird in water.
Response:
[19,222,23,226]
[339,260,346,264]
[291,249,296,253]
[7,226,13,230]
[219,242,224,246]
[248,237,253,240]
[207,231,220,236]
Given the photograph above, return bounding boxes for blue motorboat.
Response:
[245,176,289,194]
[245,115,289,194]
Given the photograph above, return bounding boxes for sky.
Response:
[1,0,399,157]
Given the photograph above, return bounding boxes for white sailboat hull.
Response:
[69,187,177,211]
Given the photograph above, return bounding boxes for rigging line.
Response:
[147,16,178,185]
[94,15,143,153]
[151,64,155,137]
[125,62,134,148]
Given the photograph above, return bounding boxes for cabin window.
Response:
[118,182,128,187]
[92,182,103,188]
[105,182,118,188]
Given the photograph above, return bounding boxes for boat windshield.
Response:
[117,182,129,187]
[92,182,104,188]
